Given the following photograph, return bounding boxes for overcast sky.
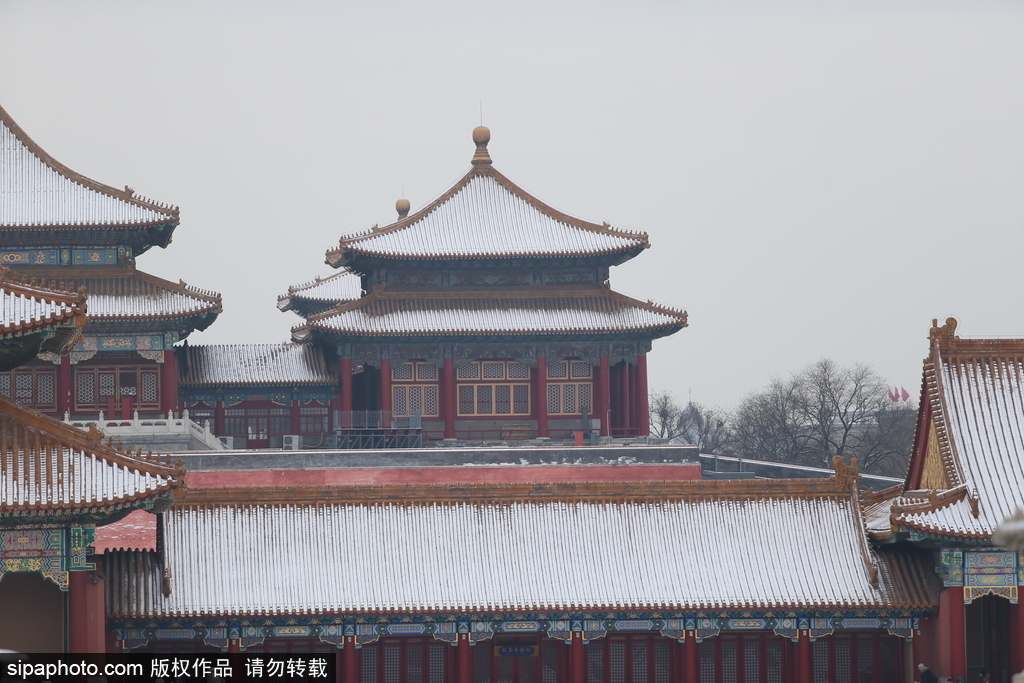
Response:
[2,0,1022,409]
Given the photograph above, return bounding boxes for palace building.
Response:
[864,318,1024,681]
[0,103,221,422]
[0,271,186,654]
[280,126,688,443]
[3,103,1024,682]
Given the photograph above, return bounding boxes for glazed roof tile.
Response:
[0,266,86,338]
[325,135,648,265]
[892,320,1024,539]
[180,343,334,387]
[0,103,178,230]
[0,394,184,518]
[105,478,938,618]
[277,269,362,313]
[62,268,221,322]
[293,287,687,341]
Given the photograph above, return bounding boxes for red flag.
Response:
[889,387,897,402]
[901,386,910,401]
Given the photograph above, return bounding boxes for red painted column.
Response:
[443,358,456,439]
[160,349,179,416]
[595,356,610,437]
[457,634,472,683]
[339,358,353,414]
[57,355,72,417]
[379,359,392,413]
[683,634,699,682]
[215,400,226,437]
[343,636,358,683]
[68,569,105,653]
[289,399,301,434]
[946,586,967,680]
[620,363,631,435]
[795,631,813,683]
[536,357,549,437]
[68,571,87,653]
[636,354,649,437]
[570,632,585,683]
[1011,599,1024,675]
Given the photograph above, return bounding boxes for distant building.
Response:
[281,126,688,443]
[0,103,220,420]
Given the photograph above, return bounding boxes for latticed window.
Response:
[457,360,531,417]
[457,384,529,416]
[0,369,58,410]
[700,634,789,683]
[547,361,568,379]
[359,638,447,683]
[393,361,438,381]
[457,361,480,379]
[300,405,329,434]
[392,385,439,417]
[508,362,530,379]
[482,361,504,379]
[392,362,439,417]
[811,634,900,683]
[268,407,291,434]
[74,365,161,411]
[458,360,531,381]
[571,360,593,378]
[586,635,670,683]
[473,639,563,683]
[76,372,94,406]
[547,382,592,415]
[141,372,159,403]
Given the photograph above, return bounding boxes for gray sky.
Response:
[3,0,1022,409]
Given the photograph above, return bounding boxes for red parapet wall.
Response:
[187,462,703,488]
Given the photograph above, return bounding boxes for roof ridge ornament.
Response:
[396,198,411,218]
[471,126,492,166]
[929,317,959,351]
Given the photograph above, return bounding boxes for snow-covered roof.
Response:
[0,103,178,230]
[105,478,937,618]
[0,394,184,518]
[888,319,1024,540]
[67,268,221,322]
[180,343,335,387]
[0,266,86,338]
[293,287,687,341]
[277,269,362,313]
[325,130,647,266]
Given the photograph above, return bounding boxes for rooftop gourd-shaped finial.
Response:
[471,126,491,166]
[396,198,411,218]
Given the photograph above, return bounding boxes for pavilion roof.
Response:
[179,343,335,387]
[886,319,1024,541]
[105,474,939,618]
[277,269,362,315]
[292,286,687,342]
[0,394,185,522]
[53,267,222,328]
[325,129,648,268]
[0,103,178,244]
[0,266,86,340]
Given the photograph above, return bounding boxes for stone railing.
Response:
[65,409,225,451]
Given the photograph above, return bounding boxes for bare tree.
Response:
[649,391,732,453]
[650,390,686,441]
[732,376,807,463]
[732,359,916,476]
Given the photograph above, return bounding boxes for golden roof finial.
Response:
[471,126,491,166]
[396,198,411,218]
